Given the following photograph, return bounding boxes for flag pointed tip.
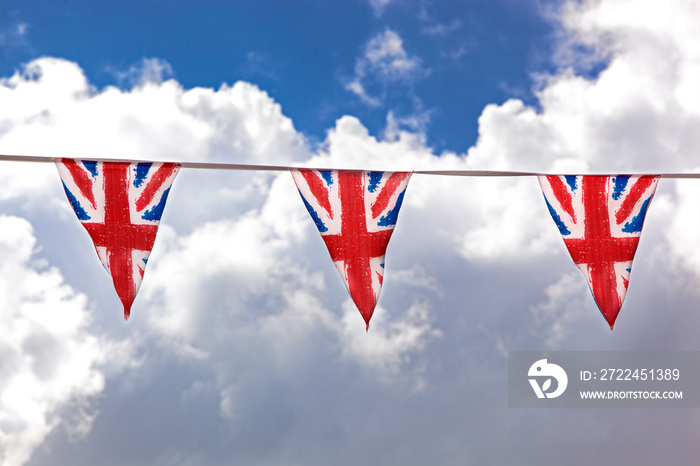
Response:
[291,169,410,334]
[594,299,620,331]
[357,304,374,331]
[122,301,133,321]
[362,313,372,331]
[538,175,657,335]
[55,159,178,326]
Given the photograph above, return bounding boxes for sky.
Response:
[1,0,700,465]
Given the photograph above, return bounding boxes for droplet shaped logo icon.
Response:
[528,359,568,399]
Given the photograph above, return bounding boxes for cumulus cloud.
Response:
[0,57,318,464]
[142,167,443,401]
[0,56,448,463]
[0,57,308,165]
[450,0,700,344]
[0,216,109,466]
[339,300,441,384]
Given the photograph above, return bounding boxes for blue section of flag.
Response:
[300,191,328,232]
[142,186,171,221]
[622,197,651,234]
[565,175,578,192]
[367,172,382,193]
[612,176,630,200]
[134,163,152,188]
[320,170,333,187]
[83,160,99,179]
[62,181,91,220]
[378,189,405,227]
[544,197,570,235]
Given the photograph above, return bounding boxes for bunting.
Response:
[56,159,180,319]
[291,169,411,329]
[538,175,659,329]
[0,153,683,332]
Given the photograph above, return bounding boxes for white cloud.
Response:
[0,57,318,464]
[142,167,443,407]
[364,30,421,79]
[421,19,462,36]
[0,216,109,466]
[339,300,441,382]
[457,0,700,342]
[345,29,428,107]
[529,272,592,347]
[0,58,445,446]
[344,79,381,107]
[0,57,309,166]
[458,0,700,228]
[367,0,395,17]
[106,57,175,87]
[0,22,29,51]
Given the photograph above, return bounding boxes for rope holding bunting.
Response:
[0,153,699,177]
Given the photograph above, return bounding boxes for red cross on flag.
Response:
[56,159,180,319]
[538,175,659,329]
[291,169,411,329]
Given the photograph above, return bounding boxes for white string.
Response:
[1,154,698,178]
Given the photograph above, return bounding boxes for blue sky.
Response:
[2,1,700,465]
[2,0,559,152]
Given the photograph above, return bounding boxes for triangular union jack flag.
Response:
[291,169,411,330]
[56,159,180,319]
[538,175,659,329]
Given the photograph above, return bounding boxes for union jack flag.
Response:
[56,159,180,319]
[291,169,411,329]
[538,175,659,329]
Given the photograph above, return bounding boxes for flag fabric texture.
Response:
[291,169,411,329]
[538,175,659,329]
[56,159,180,318]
